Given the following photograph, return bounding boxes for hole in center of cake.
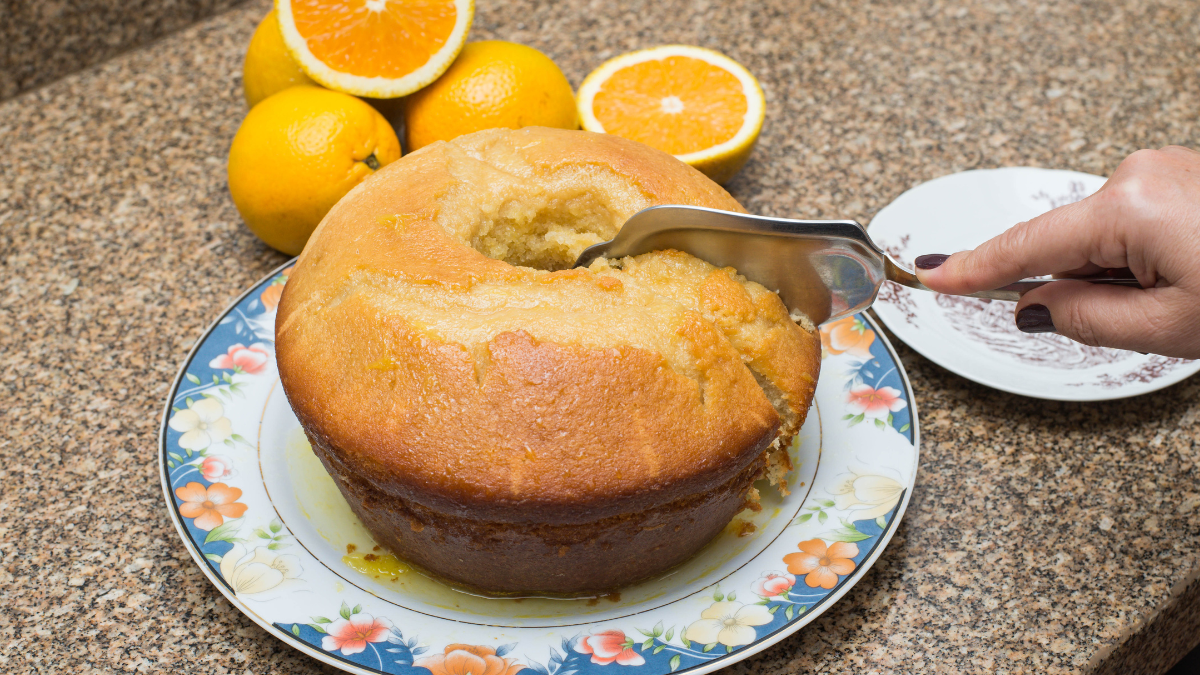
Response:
[469,191,620,271]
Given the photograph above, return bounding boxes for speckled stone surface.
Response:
[1,0,246,100]
[2,0,1200,673]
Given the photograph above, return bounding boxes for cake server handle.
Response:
[883,257,1144,302]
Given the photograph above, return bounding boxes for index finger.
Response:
[915,191,1125,295]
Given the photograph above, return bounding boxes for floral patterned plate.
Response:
[871,167,1199,401]
[159,261,920,675]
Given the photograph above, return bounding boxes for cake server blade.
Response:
[573,205,1141,325]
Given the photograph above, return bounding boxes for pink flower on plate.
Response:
[320,613,393,655]
[199,455,235,482]
[574,630,645,666]
[209,343,270,374]
[846,384,907,418]
[751,571,796,598]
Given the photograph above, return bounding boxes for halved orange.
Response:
[577,45,765,184]
[275,0,474,99]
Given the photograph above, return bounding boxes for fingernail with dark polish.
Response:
[1016,304,1056,333]
[914,254,950,270]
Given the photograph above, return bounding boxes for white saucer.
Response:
[869,167,1198,401]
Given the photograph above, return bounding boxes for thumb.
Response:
[1014,281,1193,356]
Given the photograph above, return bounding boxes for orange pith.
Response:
[290,0,457,78]
[591,56,747,155]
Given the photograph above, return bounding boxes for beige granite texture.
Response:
[1,0,247,100]
[2,0,1200,673]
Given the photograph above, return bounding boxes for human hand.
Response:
[913,146,1200,359]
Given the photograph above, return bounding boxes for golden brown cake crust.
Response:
[276,127,821,592]
[311,428,770,593]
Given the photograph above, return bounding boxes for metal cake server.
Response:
[573,205,1142,325]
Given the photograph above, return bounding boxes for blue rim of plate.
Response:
[159,259,920,675]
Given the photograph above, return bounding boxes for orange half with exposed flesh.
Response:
[577,45,765,184]
[276,0,473,98]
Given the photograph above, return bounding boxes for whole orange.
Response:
[404,41,578,151]
[227,86,401,255]
[242,9,317,108]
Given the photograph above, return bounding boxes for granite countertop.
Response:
[2,0,1199,673]
[0,0,246,100]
